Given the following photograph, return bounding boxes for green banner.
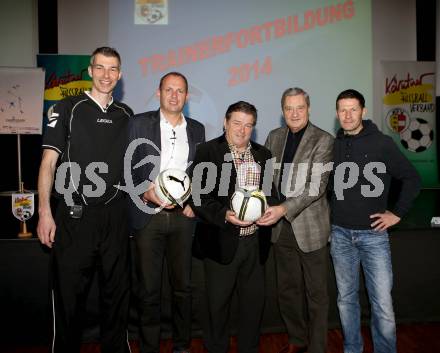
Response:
[382,61,438,187]
[37,54,92,127]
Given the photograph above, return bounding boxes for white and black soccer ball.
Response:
[400,118,434,153]
[155,168,191,206]
[230,187,267,222]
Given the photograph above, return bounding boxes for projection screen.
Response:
[109,0,372,142]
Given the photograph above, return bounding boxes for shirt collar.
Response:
[228,140,252,155]
[289,122,308,136]
[159,110,186,128]
[85,91,113,112]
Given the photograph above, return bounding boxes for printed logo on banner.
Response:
[135,0,168,25]
[37,54,93,133]
[381,61,438,187]
[400,117,434,153]
[383,72,436,154]
[12,193,34,222]
[43,73,92,101]
[385,107,410,133]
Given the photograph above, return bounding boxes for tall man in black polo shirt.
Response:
[37,47,133,353]
[127,72,205,353]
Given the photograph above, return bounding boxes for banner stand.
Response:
[0,135,36,238]
[16,134,34,238]
[17,179,33,239]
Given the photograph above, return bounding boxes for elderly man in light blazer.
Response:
[257,87,334,353]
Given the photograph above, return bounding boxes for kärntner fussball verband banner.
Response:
[382,61,438,188]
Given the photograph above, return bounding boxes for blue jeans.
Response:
[330,225,396,353]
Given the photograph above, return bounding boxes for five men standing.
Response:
[37,47,421,353]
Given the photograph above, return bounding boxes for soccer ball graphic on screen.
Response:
[400,118,434,153]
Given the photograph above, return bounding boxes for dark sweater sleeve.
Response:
[383,136,421,217]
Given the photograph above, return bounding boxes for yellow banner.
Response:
[44,80,92,101]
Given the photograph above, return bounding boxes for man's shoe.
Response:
[279,343,307,353]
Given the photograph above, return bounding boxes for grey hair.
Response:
[281,87,310,108]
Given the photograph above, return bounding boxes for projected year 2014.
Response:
[228,56,272,87]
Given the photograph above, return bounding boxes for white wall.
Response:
[57,0,109,54]
[0,0,38,67]
[372,0,417,126]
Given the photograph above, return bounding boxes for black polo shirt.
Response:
[42,92,133,205]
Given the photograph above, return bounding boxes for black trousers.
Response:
[203,234,265,353]
[51,197,131,353]
[134,211,194,353]
[274,221,329,353]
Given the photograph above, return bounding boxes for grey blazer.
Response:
[265,123,334,253]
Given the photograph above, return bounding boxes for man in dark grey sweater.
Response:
[329,89,421,353]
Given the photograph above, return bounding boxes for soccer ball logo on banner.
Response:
[386,108,434,153]
[400,118,434,153]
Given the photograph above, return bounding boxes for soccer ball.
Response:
[230,187,267,222]
[155,169,191,206]
[400,118,434,153]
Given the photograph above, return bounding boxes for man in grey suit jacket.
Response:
[127,72,205,353]
[258,87,333,353]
